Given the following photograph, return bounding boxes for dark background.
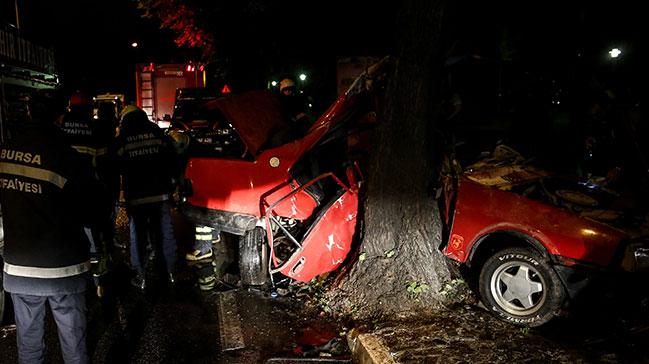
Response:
[2,0,646,139]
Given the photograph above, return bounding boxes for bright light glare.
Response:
[299,73,307,81]
[131,42,138,48]
[608,48,621,58]
[271,80,277,87]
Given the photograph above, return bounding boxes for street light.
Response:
[299,73,307,81]
[131,42,139,48]
[608,48,621,59]
[271,80,278,87]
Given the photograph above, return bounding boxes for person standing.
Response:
[58,91,111,269]
[278,78,311,130]
[0,90,99,364]
[94,101,122,256]
[269,78,313,146]
[112,107,178,289]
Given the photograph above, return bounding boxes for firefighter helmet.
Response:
[120,105,140,120]
[279,78,296,92]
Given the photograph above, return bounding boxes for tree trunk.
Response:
[328,0,453,319]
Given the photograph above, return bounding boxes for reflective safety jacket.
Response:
[0,120,98,278]
[112,116,176,206]
[59,111,105,170]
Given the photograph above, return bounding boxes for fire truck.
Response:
[135,63,206,126]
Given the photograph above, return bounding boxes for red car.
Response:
[179,59,388,286]
[440,144,649,327]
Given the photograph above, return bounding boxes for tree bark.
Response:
[328,0,453,319]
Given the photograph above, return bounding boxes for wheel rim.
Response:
[490,260,546,316]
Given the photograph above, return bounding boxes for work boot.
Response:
[131,272,146,290]
[198,275,216,291]
[185,247,213,261]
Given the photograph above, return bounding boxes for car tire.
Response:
[238,227,268,286]
[479,247,565,327]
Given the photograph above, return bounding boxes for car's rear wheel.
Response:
[479,247,565,327]
[238,227,268,286]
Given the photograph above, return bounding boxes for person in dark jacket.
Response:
[59,91,97,170]
[0,89,99,364]
[94,101,122,256]
[269,78,313,146]
[112,107,178,289]
[59,91,113,269]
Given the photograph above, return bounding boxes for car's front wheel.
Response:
[238,227,269,286]
[479,247,566,327]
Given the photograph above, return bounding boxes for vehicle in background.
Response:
[167,87,243,158]
[171,87,223,129]
[135,63,206,127]
[93,93,124,119]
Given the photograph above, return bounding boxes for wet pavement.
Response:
[352,288,649,364]
[0,207,351,364]
[2,207,649,363]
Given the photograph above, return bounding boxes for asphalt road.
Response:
[0,208,351,364]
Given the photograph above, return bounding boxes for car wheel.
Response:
[479,247,565,327]
[238,227,268,286]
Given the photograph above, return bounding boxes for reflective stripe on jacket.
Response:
[4,261,90,279]
[0,121,97,277]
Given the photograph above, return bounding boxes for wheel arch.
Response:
[466,230,551,274]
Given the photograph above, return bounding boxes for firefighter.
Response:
[0,89,100,364]
[278,78,310,126]
[270,78,313,146]
[112,107,178,289]
[59,91,97,168]
[59,91,112,271]
[94,101,122,256]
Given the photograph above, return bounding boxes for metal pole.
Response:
[14,0,20,30]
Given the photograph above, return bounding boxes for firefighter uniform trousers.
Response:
[129,200,177,274]
[11,293,87,364]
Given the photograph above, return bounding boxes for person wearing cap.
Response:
[0,89,100,364]
[271,78,313,146]
[278,78,309,124]
[59,91,113,272]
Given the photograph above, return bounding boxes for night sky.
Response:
[16,0,180,98]
[4,1,646,106]
[8,0,399,102]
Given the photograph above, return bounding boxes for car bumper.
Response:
[180,203,258,236]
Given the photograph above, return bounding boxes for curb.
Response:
[347,329,395,364]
